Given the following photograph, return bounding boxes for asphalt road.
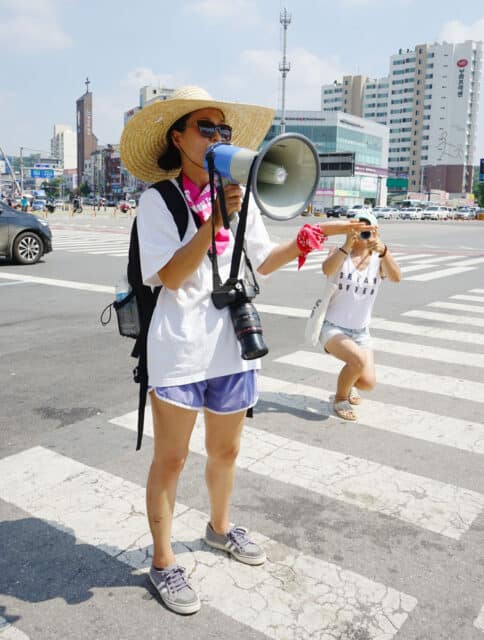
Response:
[1,213,484,640]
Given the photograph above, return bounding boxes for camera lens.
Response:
[360,230,371,240]
[230,302,268,360]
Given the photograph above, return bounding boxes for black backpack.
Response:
[106,179,200,450]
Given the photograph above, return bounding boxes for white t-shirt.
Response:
[137,180,277,387]
[324,252,382,330]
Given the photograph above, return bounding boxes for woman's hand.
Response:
[213,184,243,229]
[367,232,386,255]
[316,220,376,237]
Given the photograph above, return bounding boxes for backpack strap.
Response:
[134,179,197,451]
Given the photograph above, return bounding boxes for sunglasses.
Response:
[194,119,232,142]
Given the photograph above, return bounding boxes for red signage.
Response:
[457,59,468,68]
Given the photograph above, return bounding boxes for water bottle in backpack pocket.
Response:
[100,274,140,339]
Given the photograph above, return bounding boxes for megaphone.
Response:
[204,133,320,221]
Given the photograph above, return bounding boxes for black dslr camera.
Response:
[211,278,268,360]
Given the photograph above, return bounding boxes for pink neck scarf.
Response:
[181,173,230,255]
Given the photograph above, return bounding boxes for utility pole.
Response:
[279,8,291,135]
[20,146,24,194]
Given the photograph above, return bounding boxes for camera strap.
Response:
[206,155,260,294]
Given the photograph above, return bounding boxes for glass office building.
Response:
[265,110,389,209]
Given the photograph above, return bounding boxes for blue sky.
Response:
[1,0,484,160]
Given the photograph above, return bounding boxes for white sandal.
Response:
[348,387,361,405]
[333,399,357,421]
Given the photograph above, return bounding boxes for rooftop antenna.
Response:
[279,7,291,134]
[85,77,90,94]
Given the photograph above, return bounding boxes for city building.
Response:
[76,78,98,187]
[266,110,389,210]
[50,124,77,171]
[321,40,483,197]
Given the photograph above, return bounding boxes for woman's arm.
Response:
[322,230,358,276]
[158,184,242,290]
[369,237,402,282]
[258,220,371,276]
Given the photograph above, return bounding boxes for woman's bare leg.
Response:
[204,409,246,534]
[147,394,198,568]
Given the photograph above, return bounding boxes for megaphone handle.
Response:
[216,183,232,230]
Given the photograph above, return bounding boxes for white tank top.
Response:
[325,252,381,330]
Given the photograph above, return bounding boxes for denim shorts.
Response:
[151,370,258,414]
[319,319,372,350]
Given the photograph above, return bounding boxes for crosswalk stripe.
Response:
[451,294,484,303]
[403,309,484,328]
[0,272,113,294]
[451,256,484,267]
[255,303,484,346]
[0,447,417,638]
[256,375,484,455]
[112,406,484,539]
[405,267,475,281]
[474,605,484,632]
[0,618,30,640]
[428,301,484,315]
[410,255,464,264]
[386,253,433,262]
[471,289,484,294]
[370,316,484,345]
[372,336,484,368]
[400,263,439,274]
[276,350,484,404]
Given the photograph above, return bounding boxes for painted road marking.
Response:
[428,301,484,315]
[0,447,417,639]
[405,267,474,282]
[0,272,113,294]
[276,350,484,404]
[403,310,484,328]
[112,407,484,539]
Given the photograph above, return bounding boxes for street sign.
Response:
[30,169,54,178]
[387,177,408,191]
[480,158,484,183]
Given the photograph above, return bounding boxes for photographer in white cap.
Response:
[120,85,370,614]
[320,210,401,421]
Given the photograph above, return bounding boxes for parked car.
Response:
[346,204,372,218]
[373,206,399,220]
[400,207,422,220]
[454,207,477,220]
[0,201,52,264]
[421,205,448,220]
[31,199,46,212]
[326,205,348,218]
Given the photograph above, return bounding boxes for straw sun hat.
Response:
[120,85,276,183]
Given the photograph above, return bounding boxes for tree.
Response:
[79,182,91,197]
[473,182,484,208]
[41,178,62,198]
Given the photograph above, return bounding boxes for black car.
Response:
[0,201,53,265]
[326,205,348,218]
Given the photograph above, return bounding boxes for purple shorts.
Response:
[151,370,258,414]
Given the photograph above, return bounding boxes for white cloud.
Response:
[220,47,347,111]
[440,18,484,43]
[0,0,71,51]
[94,68,184,146]
[184,0,262,26]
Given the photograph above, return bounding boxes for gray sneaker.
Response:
[204,523,266,565]
[149,564,201,615]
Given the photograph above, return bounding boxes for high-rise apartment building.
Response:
[51,124,77,171]
[321,40,483,195]
[76,78,98,186]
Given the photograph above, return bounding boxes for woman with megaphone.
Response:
[120,85,370,615]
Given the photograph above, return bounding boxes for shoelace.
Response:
[164,566,190,593]
[227,526,251,549]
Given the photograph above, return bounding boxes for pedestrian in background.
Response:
[120,85,369,615]
[320,211,401,421]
